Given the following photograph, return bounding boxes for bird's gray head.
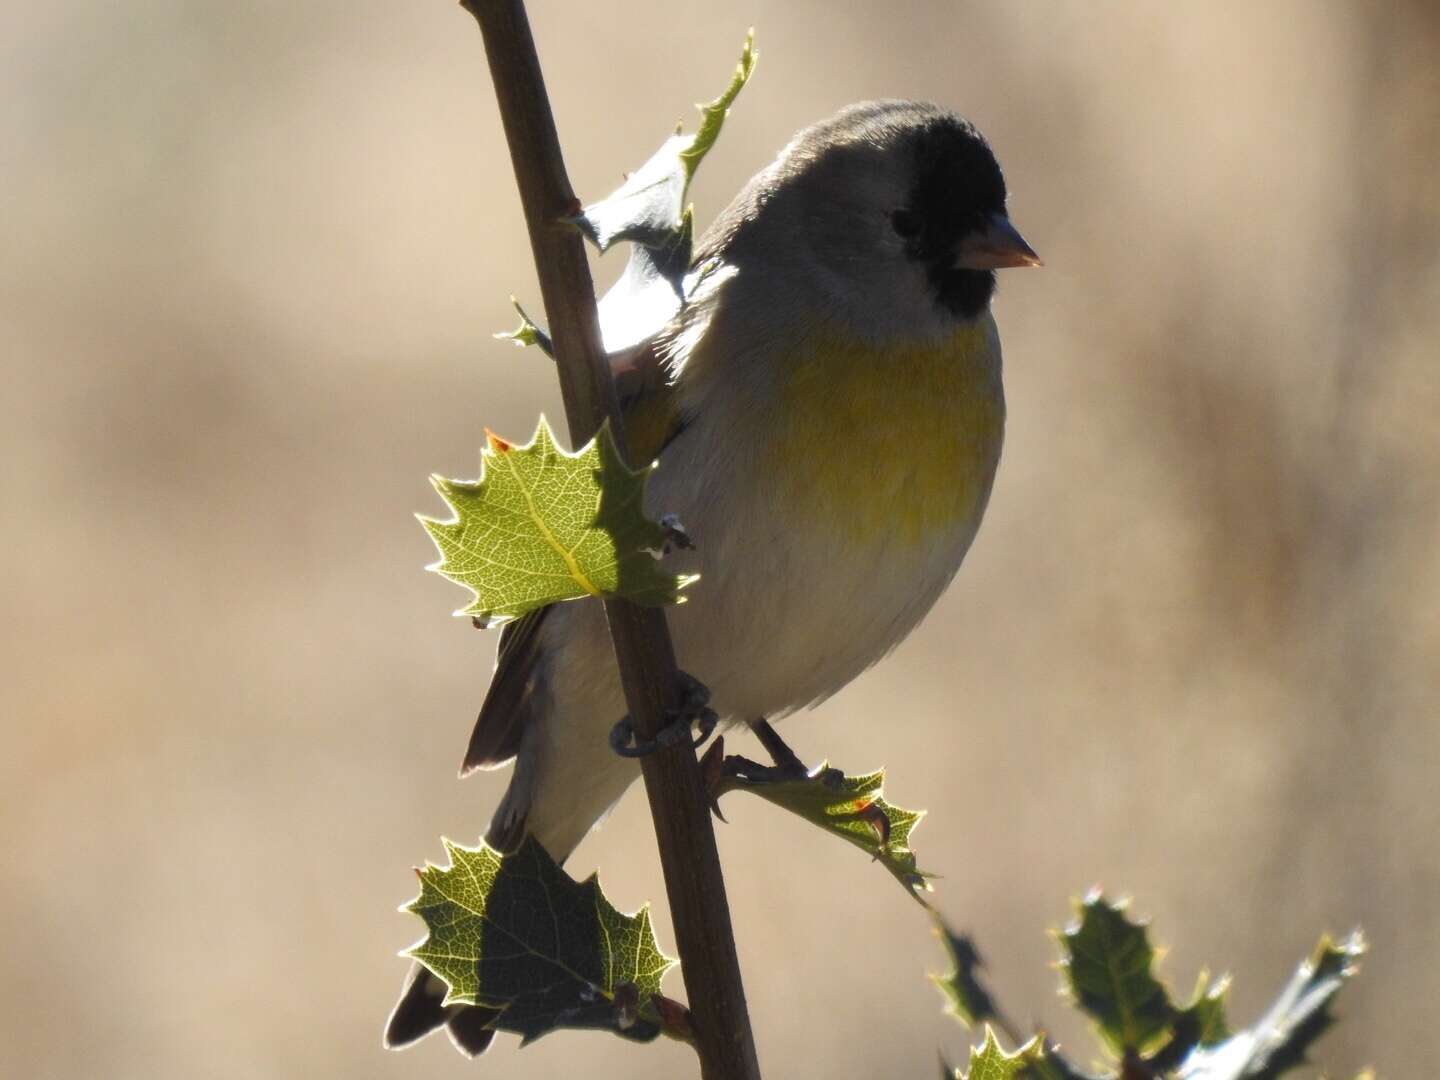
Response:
[700,101,1039,342]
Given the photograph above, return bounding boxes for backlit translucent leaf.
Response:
[678,31,757,185]
[714,763,929,897]
[952,1029,1048,1080]
[401,836,677,1046]
[570,32,755,352]
[493,296,552,356]
[420,416,697,626]
[572,31,754,253]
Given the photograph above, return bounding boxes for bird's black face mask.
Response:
[897,115,1012,321]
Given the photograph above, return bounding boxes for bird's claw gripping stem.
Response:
[699,717,841,823]
[609,672,718,758]
[709,717,820,785]
[748,717,809,778]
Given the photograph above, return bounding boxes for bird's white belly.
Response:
[652,326,1005,719]
[662,464,987,720]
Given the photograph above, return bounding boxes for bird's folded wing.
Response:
[461,604,549,773]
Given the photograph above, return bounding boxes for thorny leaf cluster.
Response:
[932,893,1367,1080]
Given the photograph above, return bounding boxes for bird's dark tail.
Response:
[383,964,500,1057]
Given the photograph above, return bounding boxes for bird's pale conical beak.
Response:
[954,213,1042,270]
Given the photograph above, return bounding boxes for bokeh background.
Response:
[4,2,1437,1077]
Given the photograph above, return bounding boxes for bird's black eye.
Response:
[891,208,922,239]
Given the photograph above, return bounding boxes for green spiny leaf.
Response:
[493,296,552,357]
[713,763,929,898]
[678,29,757,185]
[1148,972,1232,1071]
[569,33,754,352]
[932,915,999,1028]
[1177,972,1232,1047]
[401,835,677,1046]
[421,416,698,626]
[573,32,755,253]
[929,915,1098,1080]
[954,1028,1049,1080]
[1058,892,1175,1057]
[1176,932,1364,1079]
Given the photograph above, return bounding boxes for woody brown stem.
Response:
[457,3,762,1078]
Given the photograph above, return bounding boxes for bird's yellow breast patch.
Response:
[768,321,1004,546]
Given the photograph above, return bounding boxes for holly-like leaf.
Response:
[1147,972,1232,1071]
[678,32,756,185]
[1175,973,1231,1047]
[572,31,754,253]
[932,915,1000,1028]
[952,1029,1049,1080]
[571,32,755,352]
[1058,892,1175,1058]
[713,763,929,897]
[1176,932,1364,1080]
[493,296,552,357]
[929,899,1360,1080]
[930,916,1100,1080]
[421,416,698,626]
[401,836,677,1046]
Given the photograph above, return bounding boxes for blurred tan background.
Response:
[4,2,1437,1077]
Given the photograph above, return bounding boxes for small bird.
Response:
[386,99,1040,1055]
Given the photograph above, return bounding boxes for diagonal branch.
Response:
[457,3,762,1078]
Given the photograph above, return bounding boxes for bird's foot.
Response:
[749,717,816,779]
[699,718,843,823]
[725,717,836,783]
[608,671,718,758]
